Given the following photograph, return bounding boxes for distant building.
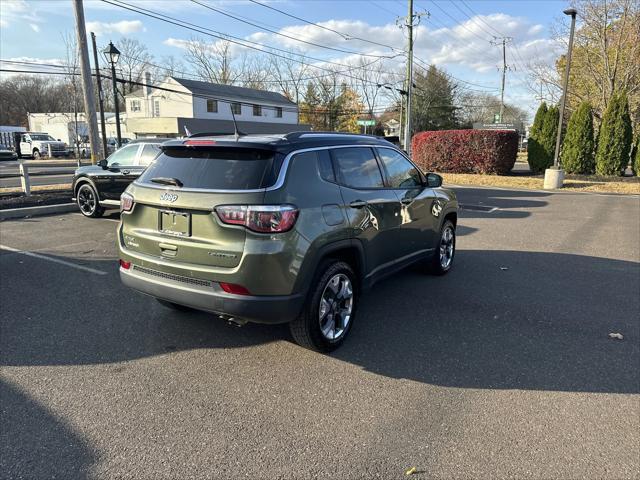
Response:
[27,112,132,146]
[124,75,308,137]
[384,119,400,137]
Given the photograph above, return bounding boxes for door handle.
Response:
[400,198,413,205]
[121,169,130,174]
[349,200,367,209]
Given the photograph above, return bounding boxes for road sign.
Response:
[357,120,376,126]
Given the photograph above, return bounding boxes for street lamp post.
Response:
[103,41,122,148]
[544,8,577,189]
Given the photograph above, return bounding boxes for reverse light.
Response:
[120,192,134,212]
[119,259,131,270]
[215,205,299,233]
[184,139,217,146]
[219,282,251,295]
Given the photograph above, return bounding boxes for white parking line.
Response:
[0,244,108,275]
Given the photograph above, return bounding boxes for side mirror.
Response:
[98,159,108,169]
[426,173,443,188]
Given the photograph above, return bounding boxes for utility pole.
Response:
[91,32,108,159]
[491,37,512,123]
[72,0,100,164]
[397,0,428,156]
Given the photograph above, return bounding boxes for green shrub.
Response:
[561,102,595,174]
[595,91,633,176]
[527,102,547,173]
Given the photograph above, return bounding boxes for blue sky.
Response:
[0,0,571,119]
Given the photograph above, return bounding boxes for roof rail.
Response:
[283,131,367,141]
[188,131,235,138]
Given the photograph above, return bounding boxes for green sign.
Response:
[357,120,376,126]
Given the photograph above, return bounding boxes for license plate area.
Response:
[159,210,191,237]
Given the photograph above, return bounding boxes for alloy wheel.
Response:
[439,225,455,269]
[318,273,354,341]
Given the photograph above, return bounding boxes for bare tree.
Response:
[157,55,187,79]
[61,31,83,156]
[239,54,271,90]
[351,57,386,123]
[269,53,310,104]
[116,37,154,94]
[185,38,240,85]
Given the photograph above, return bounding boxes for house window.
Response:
[253,104,262,116]
[206,99,218,113]
[275,107,282,118]
[130,100,141,112]
[153,99,160,117]
[231,102,241,115]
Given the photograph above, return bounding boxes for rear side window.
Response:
[332,147,384,189]
[377,148,422,188]
[317,150,336,183]
[137,144,161,166]
[138,147,280,190]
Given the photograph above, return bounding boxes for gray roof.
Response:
[172,77,296,106]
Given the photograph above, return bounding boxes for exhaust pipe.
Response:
[219,315,247,327]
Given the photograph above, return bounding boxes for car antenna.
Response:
[228,101,246,141]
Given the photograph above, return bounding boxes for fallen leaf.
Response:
[500,267,509,271]
[405,467,417,476]
[608,333,624,340]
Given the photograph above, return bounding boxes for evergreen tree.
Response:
[595,91,633,175]
[527,102,548,173]
[632,133,639,176]
[541,105,559,165]
[561,102,595,174]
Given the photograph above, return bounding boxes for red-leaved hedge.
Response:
[411,129,519,175]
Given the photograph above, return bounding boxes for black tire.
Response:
[32,149,41,159]
[156,298,193,311]
[289,260,357,352]
[425,219,456,275]
[76,183,105,218]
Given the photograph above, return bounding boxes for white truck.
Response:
[14,132,69,159]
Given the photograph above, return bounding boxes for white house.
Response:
[125,76,307,137]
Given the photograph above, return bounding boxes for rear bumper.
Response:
[120,265,304,324]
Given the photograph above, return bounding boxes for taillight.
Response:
[120,192,134,212]
[215,205,298,233]
[119,259,131,270]
[219,282,251,295]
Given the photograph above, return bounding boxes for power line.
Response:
[246,0,403,53]
[101,0,402,88]
[458,0,505,37]
[191,0,394,59]
[448,0,499,39]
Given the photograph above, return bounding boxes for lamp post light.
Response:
[544,7,578,189]
[103,41,122,148]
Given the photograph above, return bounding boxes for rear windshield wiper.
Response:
[150,177,183,187]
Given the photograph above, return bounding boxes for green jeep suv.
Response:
[118,132,458,351]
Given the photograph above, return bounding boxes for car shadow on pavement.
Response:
[0,379,98,480]
[1,249,637,394]
[336,249,639,395]
[456,187,550,221]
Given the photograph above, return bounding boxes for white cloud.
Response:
[86,20,145,36]
[1,0,42,27]
[29,23,40,33]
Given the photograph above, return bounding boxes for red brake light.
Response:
[184,139,216,146]
[219,282,251,295]
[119,259,131,270]
[215,205,298,233]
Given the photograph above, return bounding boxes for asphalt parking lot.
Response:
[1,187,638,479]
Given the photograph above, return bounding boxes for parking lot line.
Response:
[0,243,108,275]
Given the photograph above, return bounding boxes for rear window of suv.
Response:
[137,147,281,190]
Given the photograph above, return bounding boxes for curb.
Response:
[0,203,78,220]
